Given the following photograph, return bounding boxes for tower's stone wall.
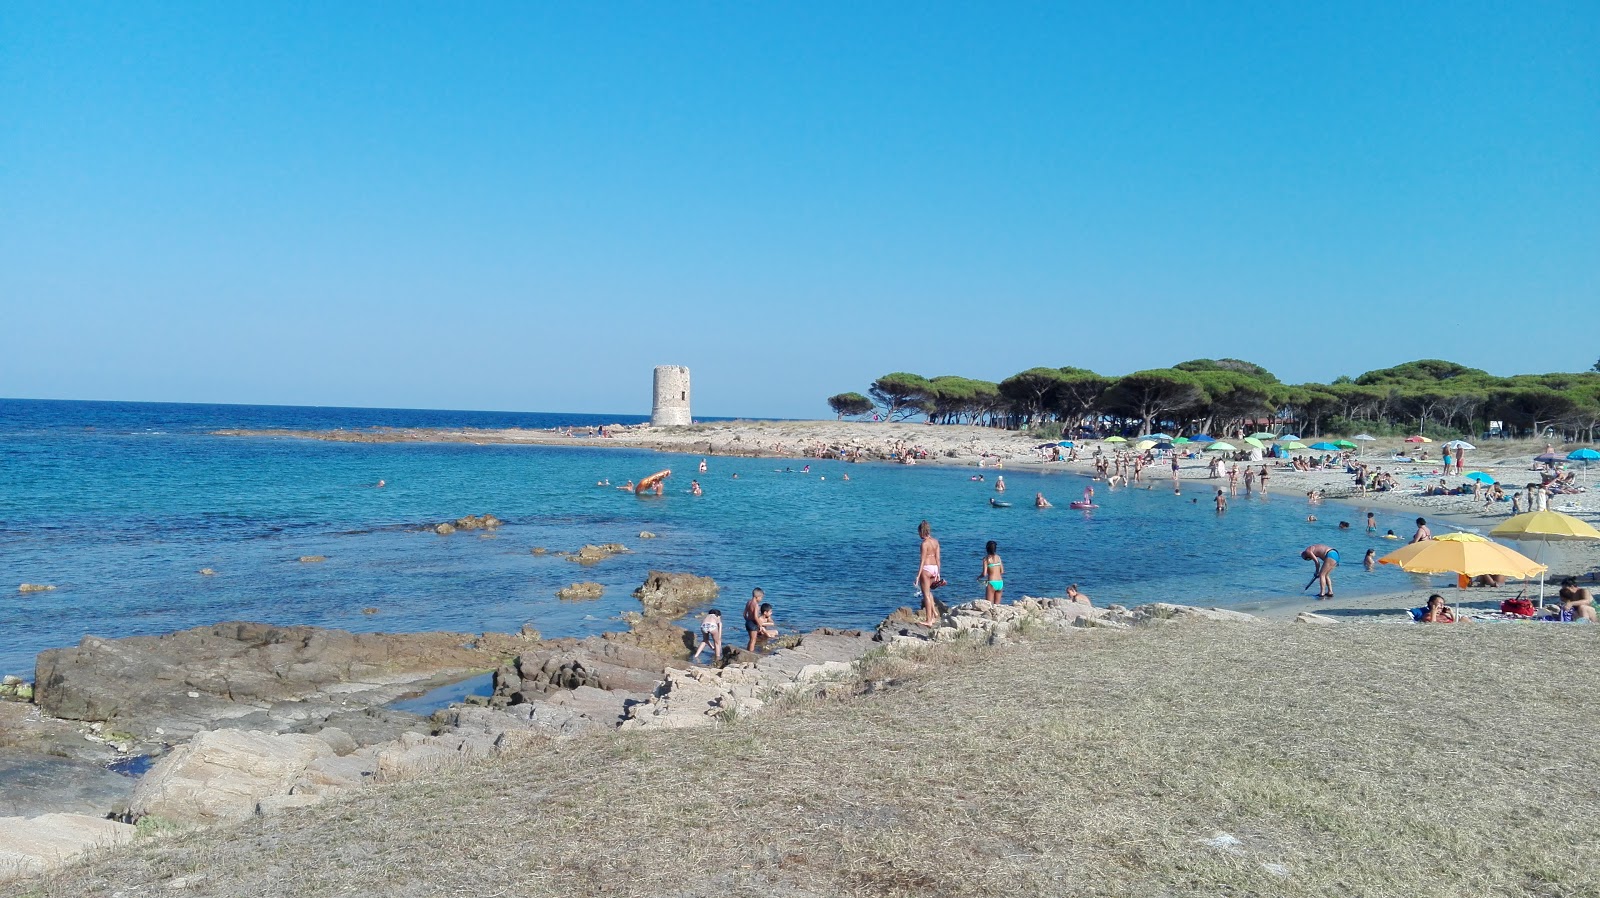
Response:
[651,365,691,426]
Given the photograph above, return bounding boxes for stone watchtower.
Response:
[651,365,691,426]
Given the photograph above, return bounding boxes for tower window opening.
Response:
[680,392,686,400]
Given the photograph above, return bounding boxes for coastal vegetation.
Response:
[26,621,1599,897]
[838,359,1600,441]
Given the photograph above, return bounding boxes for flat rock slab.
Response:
[0,812,134,882]
[0,755,134,819]
[129,729,335,826]
[34,621,510,742]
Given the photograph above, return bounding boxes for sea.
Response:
[0,398,1419,678]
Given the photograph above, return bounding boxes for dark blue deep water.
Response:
[0,399,1415,677]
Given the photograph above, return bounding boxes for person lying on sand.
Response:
[1422,594,1457,624]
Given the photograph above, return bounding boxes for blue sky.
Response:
[2,3,1595,418]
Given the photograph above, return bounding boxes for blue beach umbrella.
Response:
[1309,442,1341,451]
[1276,434,1301,441]
[1057,441,1075,448]
[1189,434,1215,443]
[1465,472,1496,484]
[1569,448,1599,484]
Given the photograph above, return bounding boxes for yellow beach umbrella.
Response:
[1377,532,1547,578]
[1489,511,1600,542]
[1104,436,1127,443]
[1488,510,1600,601]
[1135,439,1157,451]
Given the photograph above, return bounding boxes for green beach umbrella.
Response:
[1334,440,1357,450]
[1248,432,1277,440]
[1205,441,1238,452]
[1283,441,1308,451]
[1172,437,1190,444]
[1104,436,1127,443]
[1243,437,1265,448]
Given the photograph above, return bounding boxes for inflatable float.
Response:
[1069,501,1099,509]
[635,469,671,495]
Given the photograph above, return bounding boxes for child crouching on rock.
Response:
[692,609,722,664]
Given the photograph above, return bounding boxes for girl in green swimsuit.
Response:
[982,540,1004,605]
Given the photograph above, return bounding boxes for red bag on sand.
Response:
[1501,599,1536,617]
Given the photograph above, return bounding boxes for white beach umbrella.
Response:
[1443,440,1476,450]
[1352,433,1377,457]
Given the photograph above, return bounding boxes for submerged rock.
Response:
[568,543,628,565]
[297,556,326,564]
[556,582,604,602]
[17,584,55,594]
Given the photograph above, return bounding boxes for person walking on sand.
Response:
[915,520,943,626]
[980,540,1004,605]
[743,588,766,652]
[1302,544,1339,599]
[1411,517,1432,544]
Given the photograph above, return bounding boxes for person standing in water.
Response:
[980,540,1004,605]
[995,476,1006,493]
[916,520,942,626]
[743,588,765,652]
[1215,489,1227,512]
[1411,517,1432,543]
[1302,544,1339,599]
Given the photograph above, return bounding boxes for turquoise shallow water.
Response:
[0,399,1418,677]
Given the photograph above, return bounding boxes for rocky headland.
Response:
[0,563,1273,884]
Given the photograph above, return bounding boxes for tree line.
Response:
[826,358,1600,441]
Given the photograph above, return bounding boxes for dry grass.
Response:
[15,622,1600,898]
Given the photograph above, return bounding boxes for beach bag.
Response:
[1501,599,1536,617]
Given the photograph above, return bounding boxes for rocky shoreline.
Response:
[0,566,1278,884]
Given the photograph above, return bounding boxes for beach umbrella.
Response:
[1490,510,1600,602]
[1444,440,1476,450]
[1155,441,1174,450]
[1248,432,1277,440]
[1142,432,1174,441]
[1057,441,1074,448]
[1310,442,1341,451]
[1568,448,1599,484]
[1276,434,1301,441]
[1378,532,1546,578]
[1243,437,1265,449]
[1405,435,1433,443]
[1352,433,1377,457]
[1135,439,1157,451]
[1464,472,1496,484]
[1283,441,1308,451]
[1334,439,1357,450]
[1104,436,1127,443]
[1172,437,1190,444]
[1533,452,1561,465]
[1189,434,1215,443]
[1205,441,1238,452]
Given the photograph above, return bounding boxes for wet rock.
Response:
[361,607,379,615]
[297,556,326,564]
[638,531,657,539]
[556,582,604,602]
[530,547,548,555]
[0,813,135,882]
[434,523,456,535]
[17,584,55,594]
[197,568,217,576]
[569,543,628,565]
[631,571,719,618]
